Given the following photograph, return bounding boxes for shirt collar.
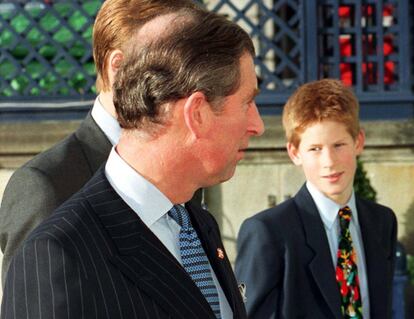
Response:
[91,96,121,146]
[306,181,358,230]
[105,147,173,227]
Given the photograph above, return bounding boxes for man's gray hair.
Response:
[113,9,255,130]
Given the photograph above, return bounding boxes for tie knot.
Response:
[169,205,191,229]
[338,206,352,229]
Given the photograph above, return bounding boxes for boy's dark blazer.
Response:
[235,184,397,319]
[1,166,246,319]
[0,112,112,285]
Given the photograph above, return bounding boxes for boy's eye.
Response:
[309,147,321,152]
[335,143,346,148]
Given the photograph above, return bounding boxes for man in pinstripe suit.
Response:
[0,0,201,285]
[1,7,264,319]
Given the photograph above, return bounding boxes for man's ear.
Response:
[355,129,365,155]
[286,142,302,166]
[108,49,124,86]
[183,91,211,138]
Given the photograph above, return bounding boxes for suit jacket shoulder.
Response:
[0,113,111,284]
[356,195,396,222]
[245,197,297,228]
[23,112,110,179]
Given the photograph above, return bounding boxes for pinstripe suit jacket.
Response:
[1,167,246,319]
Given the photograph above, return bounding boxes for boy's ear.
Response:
[183,91,211,138]
[355,129,365,155]
[287,142,302,166]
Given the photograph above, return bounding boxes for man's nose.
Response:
[248,102,265,136]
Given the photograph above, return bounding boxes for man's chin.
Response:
[200,162,239,187]
[220,166,237,183]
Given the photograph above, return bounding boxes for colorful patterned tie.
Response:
[336,206,363,318]
[169,205,221,319]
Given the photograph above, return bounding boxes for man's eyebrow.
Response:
[247,88,260,101]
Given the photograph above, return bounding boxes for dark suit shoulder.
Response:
[238,198,302,251]
[356,196,397,251]
[26,167,113,249]
[9,128,93,203]
[19,113,110,179]
[356,196,397,226]
[246,197,297,226]
[27,191,93,242]
[24,189,110,273]
[23,132,84,172]
[357,196,395,214]
[5,130,92,209]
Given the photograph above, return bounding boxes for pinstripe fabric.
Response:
[1,167,247,319]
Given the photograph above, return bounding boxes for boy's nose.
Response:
[322,148,336,167]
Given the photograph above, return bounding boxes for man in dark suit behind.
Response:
[1,8,264,319]
[0,0,199,285]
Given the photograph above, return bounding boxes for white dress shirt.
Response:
[91,96,121,146]
[306,181,370,319]
[105,148,232,319]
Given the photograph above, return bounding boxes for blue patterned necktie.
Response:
[169,205,221,319]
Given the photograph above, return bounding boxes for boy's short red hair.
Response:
[282,79,360,147]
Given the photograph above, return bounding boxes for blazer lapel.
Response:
[295,185,342,319]
[357,199,391,317]
[83,169,215,319]
[186,202,246,318]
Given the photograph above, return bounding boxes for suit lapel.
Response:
[294,185,342,319]
[83,169,215,319]
[75,112,112,173]
[186,202,246,318]
[356,198,391,317]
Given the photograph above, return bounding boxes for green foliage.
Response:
[407,255,414,284]
[402,201,414,255]
[0,1,101,97]
[353,158,377,202]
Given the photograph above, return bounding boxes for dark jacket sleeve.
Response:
[387,209,398,319]
[235,217,283,319]
[0,167,59,286]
